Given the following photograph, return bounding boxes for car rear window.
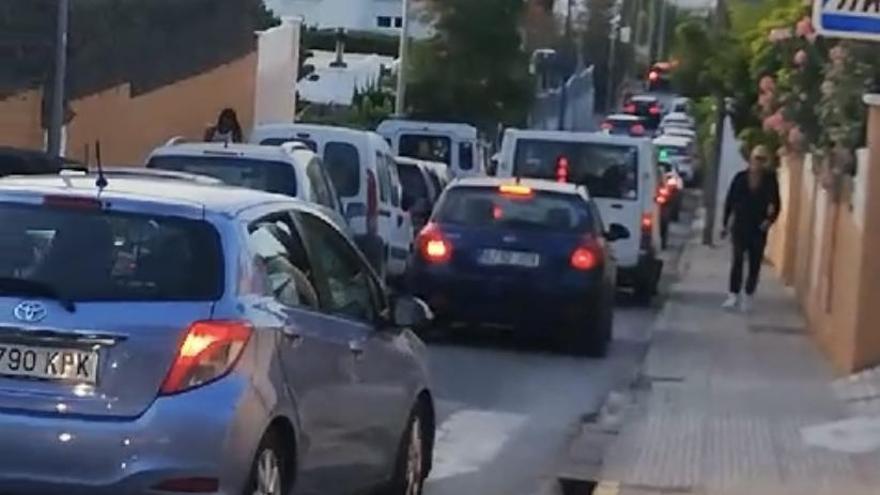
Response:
[399,134,452,166]
[513,140,639,200]
[323,142,360,198]
[435,187,592,233]
[0,203,223,301]
[397,163,430,203]
[148,156,297,196]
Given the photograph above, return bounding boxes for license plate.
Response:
[0,343,99,384]
[479,249,541,268]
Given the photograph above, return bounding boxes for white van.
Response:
[653,134,698,186]
[249,124,413,278]
[496,129,662,301]
[376,119,486,178]
[146,141,343,219]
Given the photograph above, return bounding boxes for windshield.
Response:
[513,140,639,200]
[323,142,360,198]
[435,187,591,233]
[397,163,430,203]
[400,134,452,166]
[148,156,297,196]
[0,203,223,301]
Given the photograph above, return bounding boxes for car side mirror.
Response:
[393,295,433,328]
[606,223,630,241]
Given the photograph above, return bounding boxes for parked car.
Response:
[601,114,649,137]
[395,157,441,234]
[653,134,698,186]
[0,147,65,177]
[671,96,692,115]
[0,173,435,495]
[146,140,343,218]
[660,112,696,130]
[496,129,663,302]
[249,124,414,279]
[377,120,487,178]
[408,177,625,356]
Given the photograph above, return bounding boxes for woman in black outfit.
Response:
[721,145,781,312]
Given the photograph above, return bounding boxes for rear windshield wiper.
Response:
[0,278,76,313]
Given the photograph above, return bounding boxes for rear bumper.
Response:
[408,264,607,330]
[0,376,263,495]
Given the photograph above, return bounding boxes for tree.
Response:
[406,0,534,129]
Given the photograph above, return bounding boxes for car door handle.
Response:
[397,214,404,227]
[611,203,624,209]
[282,326,304,346]
[379,209,392,218]
[348,339,365,358]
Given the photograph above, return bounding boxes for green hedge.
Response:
[0,0,270,99]
[302,28,399,57]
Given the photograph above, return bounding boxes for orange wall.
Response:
[853,105,880,369]
[0,52,256,165]
[0,90,45,150]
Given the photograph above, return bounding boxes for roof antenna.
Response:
[95,140,108,189]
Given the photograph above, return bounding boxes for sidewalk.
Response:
[596,235,880,495]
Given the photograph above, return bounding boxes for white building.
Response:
[264,0,432,38]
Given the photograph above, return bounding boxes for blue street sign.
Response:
[814,0,880,41]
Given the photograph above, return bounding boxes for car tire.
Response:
[244,430,292,495]
[388,405,430,495]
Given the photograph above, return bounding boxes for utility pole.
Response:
[702,0,728,246]
[47,0,70,157]
[605,14,620,112]
[394,0,411,116]
[557,0,573,131]
[657,0,668,60]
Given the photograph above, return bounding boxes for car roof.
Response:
[149,142,311,164]
[251,123,376,143]
[606,114,644,121]
[377,119,478,138]
[631,95,659,103]
[663,112,692,120]
[0,174,304,216]
[450,176,587,196]
[506,129,652,147]
[653,135,692,147]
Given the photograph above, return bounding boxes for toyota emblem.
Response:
[13,301,48,323]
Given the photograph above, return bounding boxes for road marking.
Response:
[427,409,528,481]
[593,481,620,495]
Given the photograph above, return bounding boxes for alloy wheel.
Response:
[253,448,282,495]
[404,416,424,495]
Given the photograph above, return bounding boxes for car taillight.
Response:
[43,195,102,210]
[417,223,452,264]
[630,124,646,136]
[570,246,599,271]
[160,321,252,396]
[657,185,670,204]
[649,106,661,116]
[601,122,613,131]
[556,156,569,183]
[366,170,379,235]
[624,104,636,114]
[641,213,653,230]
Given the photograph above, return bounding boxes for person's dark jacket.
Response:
[723,170,781,239]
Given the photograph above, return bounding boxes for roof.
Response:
[653,135,693,147]
[377,119,479,139]
[251,123,375,144]
[631,95,659,103]
[0,174,299,215]
[450,176,586,196]
[663,112,693,122]
[606,114,645,122]
[505,129,652,147]
[394,156,448,168]
[149,142,310,162]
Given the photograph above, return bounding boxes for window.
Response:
[435,187,593,233]
[375,152,391,203]
[377,16,392,27]
[148,156,297,197]
[459,142,474,171]
[247,214,319,309]
[397,162,430,205]
[394,17,403,28]
[297,212,379,322]
[306,158,337,210]
[323,142,361,198]
[0,203,223,301]
[399,134,452,165]
[513,140,639,200]
[384,154,402,207]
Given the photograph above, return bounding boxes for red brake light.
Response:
[160,321,252,395]
[366,170,379,235]
[630,124,646,136]
[570,245,600,271]
[641,213,653,230]
[624,104,636,114]
[556,156,569,183]
[417,223,452,264]
[43,195,102,210]
[666,177,677,188]
[649,106,661,116]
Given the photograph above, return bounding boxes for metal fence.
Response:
[529,66,596,132]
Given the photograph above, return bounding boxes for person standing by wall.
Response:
[721,144,781,312]
[204,108,244,143]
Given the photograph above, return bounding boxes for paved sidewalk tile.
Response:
[599,241,880,495]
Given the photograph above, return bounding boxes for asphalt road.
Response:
[422,195,697,495]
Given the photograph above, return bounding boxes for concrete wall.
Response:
[0,53,256,165]
[772,98,880,373]
[255,19,300,126]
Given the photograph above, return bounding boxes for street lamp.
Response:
[394,0,411,116]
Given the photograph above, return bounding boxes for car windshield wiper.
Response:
[0,277,76,313]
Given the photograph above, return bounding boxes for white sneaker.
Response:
[740,295,753,313]
[722,294,740,310]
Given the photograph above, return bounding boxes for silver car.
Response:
[0,174,435,495]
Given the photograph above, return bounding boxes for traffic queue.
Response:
[0,98,698,495]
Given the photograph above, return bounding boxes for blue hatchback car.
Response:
[0,174,435,495]
[408,178,627,357]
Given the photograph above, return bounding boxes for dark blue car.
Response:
[407,177,628,357]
